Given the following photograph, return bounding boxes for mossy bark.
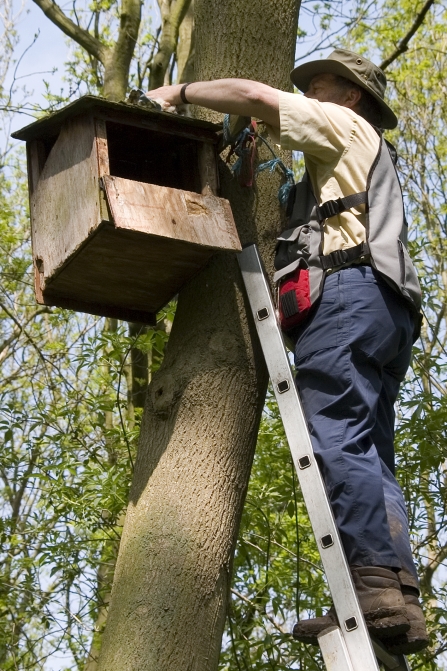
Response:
[97,1,299,669]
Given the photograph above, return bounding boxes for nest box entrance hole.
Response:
[105,121,202,193]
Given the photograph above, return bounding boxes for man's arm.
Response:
[147,79,280,129]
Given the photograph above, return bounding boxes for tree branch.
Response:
[380,0,437,70]
[230,588,288,635]
[149,0,192,90]
[102,0,142,99]
[31,0,107,63]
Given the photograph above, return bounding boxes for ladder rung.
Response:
[372,638,410,671]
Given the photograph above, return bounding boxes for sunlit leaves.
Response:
[0,147,174,668]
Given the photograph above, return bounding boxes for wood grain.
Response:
[27,140,47,304]
[30,114,102,286]
[95,118,110,177]
[38,289,156,325]
[43,222,217,316]
[26,104,239,322]
[27,141,46,197]
[198,143,219,195]
[102,176,240,251]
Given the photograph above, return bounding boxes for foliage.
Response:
[0,149,173,668]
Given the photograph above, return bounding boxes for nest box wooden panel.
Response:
[13,96,241,324]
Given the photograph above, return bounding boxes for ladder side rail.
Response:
[238,244,380,671]
[318,626,355,671]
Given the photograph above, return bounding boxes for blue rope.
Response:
[230,127,253,177]
[222,114,295,207]
[278,179,295,209]
[256,135,295,208]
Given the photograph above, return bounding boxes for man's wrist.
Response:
[180,82,192,104]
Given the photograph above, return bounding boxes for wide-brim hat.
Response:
[290,48,397,130]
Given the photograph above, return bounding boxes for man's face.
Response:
[304,73,350,105]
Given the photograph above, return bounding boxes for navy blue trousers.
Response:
[292,265,419,590]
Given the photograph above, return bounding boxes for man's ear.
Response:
[344,87,362,110]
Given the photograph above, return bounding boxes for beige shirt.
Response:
[269,91,380,255]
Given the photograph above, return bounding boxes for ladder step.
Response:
[372,638,410,671]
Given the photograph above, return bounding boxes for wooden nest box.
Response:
[13,96,240,324]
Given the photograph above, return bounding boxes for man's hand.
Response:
[146,79,280,129]
[146,84,184,110]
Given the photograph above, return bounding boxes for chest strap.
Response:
[320,241,370,271]
[316,191,367,223]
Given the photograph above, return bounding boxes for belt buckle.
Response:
[332,249,348,266]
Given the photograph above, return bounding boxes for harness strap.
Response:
[316,191,367,222]
[320,241,370,271]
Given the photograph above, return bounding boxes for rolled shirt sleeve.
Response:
[279,92,350,160]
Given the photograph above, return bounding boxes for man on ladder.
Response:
[148,48,428,655]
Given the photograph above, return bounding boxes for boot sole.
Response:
[293,608,410,646]
[365,609,410,640]
[292,633,319,646]
[385,635,430,655]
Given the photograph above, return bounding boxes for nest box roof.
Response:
[12,95,222,142]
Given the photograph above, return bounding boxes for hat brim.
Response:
[290,59,397,130]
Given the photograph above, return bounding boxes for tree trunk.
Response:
[97,1,299,669]
[177,0,195,84]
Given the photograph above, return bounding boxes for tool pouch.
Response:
[277,266,312,331]
[275,222,312,331]
[274,180,323,332]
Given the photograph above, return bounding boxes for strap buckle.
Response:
[329,249,349,267]
[320,242,370,271]
[317,198,344,222]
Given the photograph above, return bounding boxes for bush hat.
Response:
[290,48,397,129]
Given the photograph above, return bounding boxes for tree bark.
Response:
[97,1,299,670]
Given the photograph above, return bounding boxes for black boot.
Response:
[293,567,409,645]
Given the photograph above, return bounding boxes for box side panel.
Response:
[103,176,241,252]
[38,293,156,325]
[30,114,102,284]
[95,118,110,177]
[27,140,47,304]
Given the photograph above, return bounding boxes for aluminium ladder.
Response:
[238,244,410,671]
